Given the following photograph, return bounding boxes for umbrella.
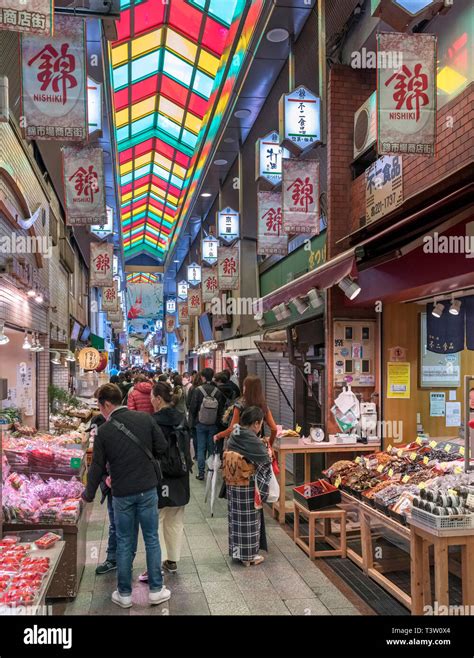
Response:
[204,450,221,517]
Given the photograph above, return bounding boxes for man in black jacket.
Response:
[82,383,170,609]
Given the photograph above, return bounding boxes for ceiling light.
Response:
[174,259,180,263]
[307,288,324,309]
[338,277,361,300]
[35,292,43,304]
[234,109,251,119]
[432,301,444,318]
[224,137,235,144]
[51,351,61,365]
[266,28,290,43]
[449,298,461,316]
[0,322,9,346]
[201,192,212,198]
[214,159,228,166]
[22,331,32,350]
[27,288,36,297]
[293,297,309,315]
[65,350,76,362]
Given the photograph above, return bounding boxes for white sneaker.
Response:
[149,586,171,606]
[111,590,133,608]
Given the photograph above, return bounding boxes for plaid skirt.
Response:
[227,480,266,562]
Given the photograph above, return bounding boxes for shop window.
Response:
[362,326,371,341]
[345,360,353,373]
[345,326,353,340]
[362,359,371,373]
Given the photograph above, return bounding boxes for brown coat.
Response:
[222,450,255,486]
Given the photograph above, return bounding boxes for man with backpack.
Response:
[189,368,225,480]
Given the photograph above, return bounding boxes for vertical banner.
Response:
[90,242,113,287]
[63,147,106,226]
[257,191,288,256]
[126,283,163,319]
[0,1,53,35]
[188,287,202,316]
[20,15,87,141]
[377,33,437,157]
[202,267,219,302]
[218,246,239,291]
[166,316,176,333]
[282,159,319,235]
[101,281,119,312]
[178,301,189,325]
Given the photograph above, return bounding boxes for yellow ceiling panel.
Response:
[131,29,163,59]
[111,42,129,68]
[198,49,219,76]
[184,110,201,135]
[166,29,197,64]
[115,107,130,129]
[131,96,157,121]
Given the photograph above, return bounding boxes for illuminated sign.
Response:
[91,205,113,238]
[166,298,176,314]
[177,280,188,299]
[217,207,240,243]
[279,86,321,153]
[202,235,219,265]
[187,262,202,286]
[256,131,289,186]
[87,77,102,135]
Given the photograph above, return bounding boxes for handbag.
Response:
[110,418,162,486]
[266,468,280,503]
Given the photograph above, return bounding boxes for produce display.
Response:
[3,436,84,476]
[0,538,53,607]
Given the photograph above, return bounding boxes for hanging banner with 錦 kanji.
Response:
[202,267,219,302]
[377,33,437,157]
[282,159,319,235]
[90,242,113,288]
[0,0,53,35]
[188,287,202,316]
[217,246,239,291]
[101,281,119,313]
[166,315,176,333]
[257,191,288,256]
[63,146,106,226]
[126,283,163,319]
[20,15,87,141]
[178,301,189,325]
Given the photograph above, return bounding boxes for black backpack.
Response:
[161,423,193,478]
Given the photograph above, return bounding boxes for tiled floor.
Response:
[63,478,364,616]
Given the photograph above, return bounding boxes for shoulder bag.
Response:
[110,418,162,486]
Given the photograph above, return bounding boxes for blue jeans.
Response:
[113,488,163,596]
[106,494,117,563]
[196,423,217,476]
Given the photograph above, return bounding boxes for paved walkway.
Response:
[63,478,364,616]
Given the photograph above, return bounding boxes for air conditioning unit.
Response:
[353,91,376,160]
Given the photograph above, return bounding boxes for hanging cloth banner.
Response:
[188,287,202,316]
[166,315,176,333]
[202,267,219,302]
[257,191,288,256]
[90,242,113,288]
[20,15,87,141]
[63,146,106,226]
[126,282,163,319]
[0,0,53,35]
[426,301,465,354]
[102,281,119,312]
[377,32,437,157]
[282,159,319,235]
[217,246,239,291]
[178,301,189,325]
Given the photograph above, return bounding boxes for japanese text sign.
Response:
[177,280,188,300]
[63,146,106,226]
[282,159,319,235]
[90,242,113,288]
[257,191,288,256]
[218,246,239,291]
[188,287,202,316]
[365,155,403,224]
[166,315,176,333]
[187,262,202,286]
[0,1,52,36]
[202,235,219,265]
[202,267,219,302]
[101,281,119,312]
[178,301,189,325]
[256,131,289,185]
[217,207,240,243]
[280,86,321,151]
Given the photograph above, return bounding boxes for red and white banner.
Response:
[282,159,319,235]
[20,15,87,141]
[166,316,176,333]
[63,146,106,226]
[188,287,202,316]
[257,191,288,256]
[218,246,239,291]
[377,33,437,157]
[90,242,113,288]
[202,267,219,302]
[102,281,119,312]
[178,301,189,325]
[0,1,53,36]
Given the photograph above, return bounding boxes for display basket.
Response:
[293,480,341,511]
[374,499,389,514]
[389,508,408,526]
[411,507,474,531]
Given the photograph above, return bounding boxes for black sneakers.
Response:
[96,560,117,575]
[162,560,178,574]
[196,474,204,480]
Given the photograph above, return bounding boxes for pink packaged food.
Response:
[0,536,19,547]
[34,532,61,549]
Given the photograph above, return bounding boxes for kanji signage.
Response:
[91,205,113,238]
[187,262,202,286]
[63,146,106,226]
[217,207,240,243]
[257,191,288,256]
[377,33,437,157]
[78,347,101,371]
[202,235,219,265]
[166,315,176,333]
[365,155,403,224]
[282,159,320,235]
[90,243,113,288]
[279,86,321,153]
[178,301,189,325]
[256,131,289,185]
[0,1,52,36]
[20,15,87,141]
[188,287,202,316]
[102,281,119,313]
[202,267,219,302]
[177,280,188,300]
[218,246,239,291]
[166,298,176,314]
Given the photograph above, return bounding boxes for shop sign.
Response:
[91,205,113,238]
[217,246,239,291]
[178,301,189,325]
[202,267,219,302]
[0,0,52,36]
[166,298,176,314]
[20,15,87,141]
[78,347,101,370]
[166,315,176,333]
[365,155,403,224]
[90,242,113,287]
[187,262,202,286]
[188,287,202,316]
[202,235,219,265]
[377,32,437,157]
[256,131,289,185]
[101,281,119,312]
[217,207,240,243]
[63,146,106,226]
[282,159,320,235]
[177,280,188,299]
[279,86,321,153]
[257,191,287,256]
[160,345,168,355]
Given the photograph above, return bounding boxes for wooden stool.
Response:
[293,500,347,559]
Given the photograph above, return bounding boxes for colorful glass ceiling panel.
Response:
[110,0,249,262]
[126,272,160,284]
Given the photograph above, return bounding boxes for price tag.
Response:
[429,440,437,449]
[355,457,361,464]
[444,444,452,453]
[388,468,394,477]
[335,476,341,488]
[377,464,384,473]
[415,437,423,446]
[460,446,465,456]
[466,493,474,509]
[423,456,429,465]
[295,424,302,433]
[402,475,410,484]
[70,457,81,469]
[418,482,426,490]
[448,488,457,496]
[454,466,463,474]
[397,449,403,457]
[410,452,417,461]
[387,444,392,453]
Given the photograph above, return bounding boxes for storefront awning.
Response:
[223,334,264,355]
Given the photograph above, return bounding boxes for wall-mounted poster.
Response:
[420,313,461,387]
[387,362,411,399]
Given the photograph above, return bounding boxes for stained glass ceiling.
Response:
[110,0,247,263]
[126,272,160,284]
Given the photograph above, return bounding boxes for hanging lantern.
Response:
[202,235,219,265]
[217,207,240,243]
[187,262,202,286]
[256,131,290,185]
[166,298,176,314]
[78,347,101,370]
[95,351,108,373]
[177,280,188,299]
[279,85,321,154]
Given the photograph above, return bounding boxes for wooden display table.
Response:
[293,500,347,559]
[410,519,474,615]
[273,439,380,525]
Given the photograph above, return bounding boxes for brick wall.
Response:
[48,244,70,339]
